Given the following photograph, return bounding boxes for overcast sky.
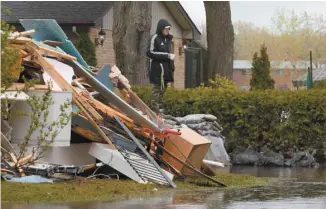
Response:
[180,1,326,30]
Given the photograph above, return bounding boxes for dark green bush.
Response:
[133,86,326,152]
[74,33,97,67]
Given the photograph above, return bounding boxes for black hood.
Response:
[156,19,171,35]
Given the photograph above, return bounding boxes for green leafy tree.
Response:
[74,33,97,67]
[1,9,22,89]
[250,44,275,90]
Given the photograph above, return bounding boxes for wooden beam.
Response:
[92,99,133,124]
[8,37,32,44]
[128,89,157,121]
[19,29,35,37]
[20,49,29,58]
[17,154,33,165]
[71,126,103,143]
[37,45,77,61]
[10,153,25,177]
[43,40,62,47]
[74,96,116,148]
[1,83,49,91]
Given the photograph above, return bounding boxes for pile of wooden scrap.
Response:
[1,20,226,187]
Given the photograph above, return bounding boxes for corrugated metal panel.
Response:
[102,7,113,30]
[151,2,182,38]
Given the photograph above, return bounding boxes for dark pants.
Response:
[151,83,167,113]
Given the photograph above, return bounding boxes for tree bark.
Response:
[204,1,234,82]
[112,2,152,85]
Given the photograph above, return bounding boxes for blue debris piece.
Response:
[95,64,114,91]
[5,175,54,183]
[19,19,89,68]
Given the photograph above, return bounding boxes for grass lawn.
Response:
[1,172,269,203]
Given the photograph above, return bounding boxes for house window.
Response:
[279,84,288,89]
[241,69,249,75]
[240,85,250,91]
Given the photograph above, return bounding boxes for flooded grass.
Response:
[1,172,269,203]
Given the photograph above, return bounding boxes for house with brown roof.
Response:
[2,1,201,89]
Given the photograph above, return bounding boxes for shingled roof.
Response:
[1,1,113,25]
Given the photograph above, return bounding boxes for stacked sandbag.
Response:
[163,114,231,165]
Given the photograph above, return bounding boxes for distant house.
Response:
[2,1,201,89]
[232,60,318,90]
[293,64,326,88]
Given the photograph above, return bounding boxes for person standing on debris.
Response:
[147,19,175,114]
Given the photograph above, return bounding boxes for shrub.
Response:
[133,86,326,153]
[1,11,22,89]
[250,44,275,90]
[209,74,236,90]
[74,33,97,67]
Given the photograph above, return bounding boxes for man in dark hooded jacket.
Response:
[147,19,175,114]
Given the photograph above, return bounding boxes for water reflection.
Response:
[2,167,326,209]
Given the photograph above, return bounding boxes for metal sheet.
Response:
[69,60,160,132]
[114,116,176,188]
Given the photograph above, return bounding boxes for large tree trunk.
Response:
[204,1,234,82]
[112,2,152,85]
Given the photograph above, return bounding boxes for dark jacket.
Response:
[146,19,175,85]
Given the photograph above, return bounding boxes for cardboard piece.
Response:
[162,128,212,175]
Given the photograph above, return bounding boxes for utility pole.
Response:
[307,51,313,89]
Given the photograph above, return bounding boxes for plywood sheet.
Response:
[162,128,211,175]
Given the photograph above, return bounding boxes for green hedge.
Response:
[133,86,326,152]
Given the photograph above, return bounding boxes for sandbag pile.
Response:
[164,114,231,165]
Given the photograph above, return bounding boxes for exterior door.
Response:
[185,48,202,88]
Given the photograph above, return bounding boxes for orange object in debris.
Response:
[162,128,212,176]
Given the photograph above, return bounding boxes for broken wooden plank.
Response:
[128,90,158,121]
[37,45,77,61]
[8,37,32,44]
[92,99,133,124]
[9,44,28,50]
[77,92,103,123]
[1,83,49,91]
[71,125,103,143]
[19,29,35,37]
[20,49,29,58]
[43,40,63,47]
[74,96,116,148]
[17,154,33,165]
[10,153,25,177]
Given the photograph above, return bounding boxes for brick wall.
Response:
[88,27,186,89]
[172,37,185,89]
[89,27,115,68]
[233,68,307,90]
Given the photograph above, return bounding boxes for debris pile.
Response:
[1,19,226,187]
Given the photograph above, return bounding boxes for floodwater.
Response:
[3,166,326,209]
